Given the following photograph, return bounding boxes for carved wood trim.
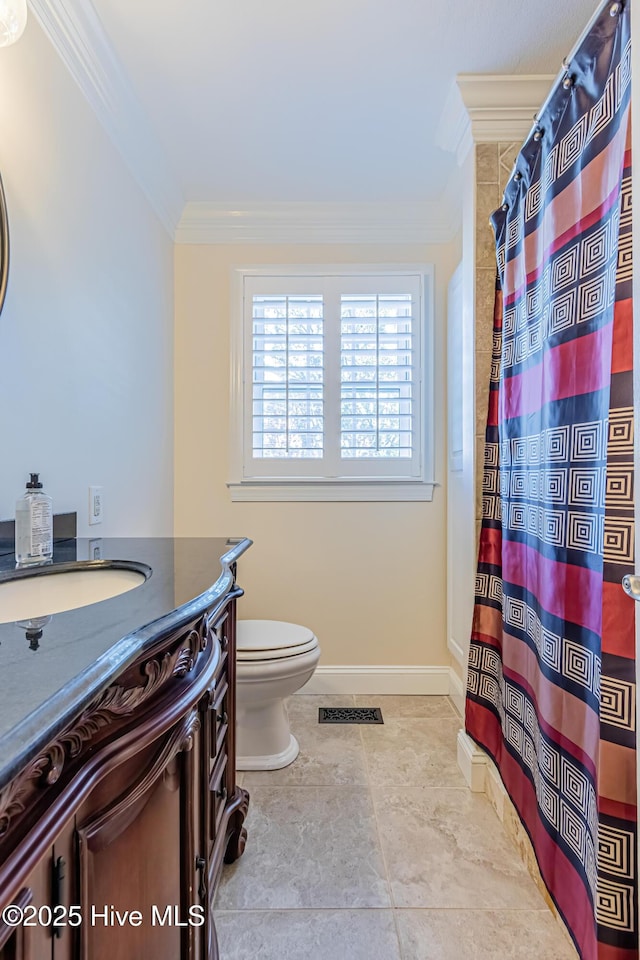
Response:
[76,709,200,960]
[0,639,220,910]
[223,787,250,865]
[0,622,208,839]
[208,786,250,901]
[78,710,200,854]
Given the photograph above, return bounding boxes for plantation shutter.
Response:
[242,272,424,482]
[340,292,415,460]
[252,293,324,459]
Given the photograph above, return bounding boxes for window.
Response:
[229,266,435,501]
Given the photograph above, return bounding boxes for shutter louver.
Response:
[340,294,414,459]
[252,294,324,458]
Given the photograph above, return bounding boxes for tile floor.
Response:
[215,695,578,960]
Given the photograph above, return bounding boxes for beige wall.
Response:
[0,16,174,536]
[174,241,458,666]
[447,151,477,703]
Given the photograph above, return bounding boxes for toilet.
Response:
[235,620,321,770]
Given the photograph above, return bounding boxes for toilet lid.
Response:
[236,620,319,661]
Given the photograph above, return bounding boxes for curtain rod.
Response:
[531,0,619,129]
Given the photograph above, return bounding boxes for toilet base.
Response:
[235,621,321,771]
[236,734,300,771]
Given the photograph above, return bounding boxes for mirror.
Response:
[0,174,8,315]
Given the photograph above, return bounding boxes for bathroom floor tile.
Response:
[361,718,465,787]
[215,909,402,960]
[394,909,578,959]
[372,787,546,910]
[216,786,390,909]
[222,695,572,957]
[243,695,367,787]
[287,694,356,720]
[243,720,368,786]
[353,694,457,719]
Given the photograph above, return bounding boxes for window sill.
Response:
[227,480,436,502]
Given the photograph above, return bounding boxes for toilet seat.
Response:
[236,619,319,662]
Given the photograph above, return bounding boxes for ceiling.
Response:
[87,0,600,206]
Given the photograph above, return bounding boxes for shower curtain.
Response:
[465,3,635,960]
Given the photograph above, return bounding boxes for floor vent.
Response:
[318,707,383,724]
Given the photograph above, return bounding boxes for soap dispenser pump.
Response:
[15,473,53,566]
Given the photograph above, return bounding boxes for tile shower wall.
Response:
[473,143,520,545]
[468,141,578,944]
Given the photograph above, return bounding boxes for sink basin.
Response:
[0,561,151,624]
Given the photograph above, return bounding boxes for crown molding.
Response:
[29,0,183,236]
[176,201,459,245]
[436,74,556,166]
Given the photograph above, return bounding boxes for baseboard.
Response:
[456,729,489,792]
[297,665,450,695]
[447,635,466,667]
[484,757,508,821]
[448,667,465,716]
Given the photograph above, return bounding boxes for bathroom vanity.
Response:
[0,536,251,960]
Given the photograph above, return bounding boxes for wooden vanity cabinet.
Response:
[204,609,248,883]
[0,586,249,960]
[0,818,76,960]
[0,857,51,960]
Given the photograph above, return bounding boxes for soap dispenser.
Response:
[15,473,53,566]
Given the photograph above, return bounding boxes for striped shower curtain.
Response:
[465,3,635,959]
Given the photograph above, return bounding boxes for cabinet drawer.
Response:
[209,752,228,838]
[211,647,228,690]
[210,679,229,760]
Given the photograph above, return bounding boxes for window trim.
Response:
[228,263,436,502]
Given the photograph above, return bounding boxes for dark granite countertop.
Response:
[0,536,252,791]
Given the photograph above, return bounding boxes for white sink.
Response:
[0,563,149,624]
